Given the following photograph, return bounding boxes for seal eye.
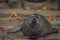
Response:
[36,16,39,18]
[31,16,33,18]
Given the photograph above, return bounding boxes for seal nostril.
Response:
[32,18,36,24]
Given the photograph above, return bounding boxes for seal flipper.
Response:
[8,25,23,33]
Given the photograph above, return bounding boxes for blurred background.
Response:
[0,0,59,10]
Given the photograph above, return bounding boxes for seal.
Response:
[9,13,58,40]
